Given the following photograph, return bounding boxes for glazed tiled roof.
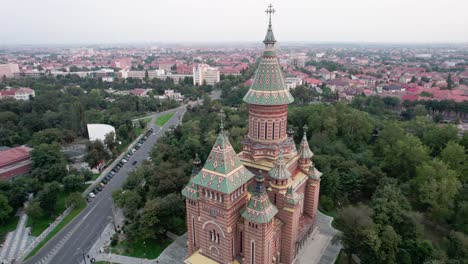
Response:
[242,174,278,223]
[268,152,291,180]
[298,126,313,159]
[182,154,202,200]
[243,11,294,106]
[189,130,254,194]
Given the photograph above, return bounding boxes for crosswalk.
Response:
[0,213,34,263]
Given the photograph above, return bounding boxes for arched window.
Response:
[279,120,282,138]
[217,234,220,244]
[257,121,260,139]
[251,241,255,264]
[192,217,196,246]
[264,122,268,139]
[240,232,243,253]
[209,230,213,241]
[272,122,275,139]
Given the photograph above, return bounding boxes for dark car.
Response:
[93,188,100,193]
[97,186,103,192]
[101,179,108,184]
[105,175,112,181]
[132,161,137,166]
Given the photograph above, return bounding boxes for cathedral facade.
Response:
[182,6,321,264]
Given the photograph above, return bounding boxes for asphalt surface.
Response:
[24,106,187,264]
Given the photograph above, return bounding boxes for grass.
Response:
[111,238,171,259]
[155,112,175,127]
[25,203,86,260]
[0,215,19,241]
[91,173,101,181]
[141,116,153,124]
[27,192,69,236]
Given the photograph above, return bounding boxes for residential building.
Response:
[182,9,321,264]
[0,63,20,78]
[0,146,33,181]
[0,87,35,100]
[193,64,220,86]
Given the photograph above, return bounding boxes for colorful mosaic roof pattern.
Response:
[243,16,294,106]
[268,152,291,180]
[182,154,203,200]
[190,130,254,194]
[242,175,278,223]
[298,127,314,159]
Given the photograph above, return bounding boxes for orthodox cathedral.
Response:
[182,5,321,264]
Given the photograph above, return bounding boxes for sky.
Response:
[1,0,467,45]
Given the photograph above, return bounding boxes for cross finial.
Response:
[219,109,225,130]
[265,4,275,26]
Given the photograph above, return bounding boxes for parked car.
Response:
[101,179,108,184]
[93,188,100,193]
[88,192,96,198]
[99,183,105,188]
[122,159,128,163]
[132,161,138,165]
[97,186,103,192]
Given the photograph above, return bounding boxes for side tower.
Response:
[183,111,254,263]
[241,5,295,162]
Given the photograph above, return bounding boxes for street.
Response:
[24,106,187,264]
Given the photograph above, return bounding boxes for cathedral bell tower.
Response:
[241,4,295,162]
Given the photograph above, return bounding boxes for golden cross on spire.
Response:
[266,4,275,25]
[219,109,225,130]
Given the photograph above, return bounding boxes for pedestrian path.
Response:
[295,211,342,264]
[0,212,34,263]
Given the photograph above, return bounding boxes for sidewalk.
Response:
[295,211,342,264]
[0,211,34,263]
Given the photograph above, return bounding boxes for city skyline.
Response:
[1,0,468,45]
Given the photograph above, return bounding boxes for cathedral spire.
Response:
[298,125,314,159]
[243,4,294,106]
[263,4,276,45]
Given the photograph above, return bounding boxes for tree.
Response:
[62,174,84,192]
[440,142,467,181]
[26,200,44,219]
[0,194,13,223]
[84,140,110,169]
[36,181,62,214]
[112,190,142,217]
[381,134,429,180]
[413,160,461,222]
[30,143,67,182]
[66,192,86,208]
[447,73,453,90]
[104,131,117,153]
[335,204,374,263]
[372,181,410,228]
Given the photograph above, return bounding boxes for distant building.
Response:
[285,77,303,89]
[0,64,20,78]
[0,146,33,181]
[130,88,152,97]
[159,89,184,101]
[193,64,220,86]
[0,87,35,100]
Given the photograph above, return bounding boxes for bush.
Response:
[320,195,335,212]
[111,233,119,246]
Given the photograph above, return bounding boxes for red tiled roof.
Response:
[0,146,32,167]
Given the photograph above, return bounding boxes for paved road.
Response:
[24,106,187,264]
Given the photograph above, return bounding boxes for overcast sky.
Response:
[1,0,467,45]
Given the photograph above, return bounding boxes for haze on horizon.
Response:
[1,0,467,45]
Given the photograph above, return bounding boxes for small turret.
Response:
[242,174,278,224]
[298,125,314,172]
[269,151,291,186]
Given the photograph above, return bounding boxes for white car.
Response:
[89,192,96,198]
[122,159,128,163]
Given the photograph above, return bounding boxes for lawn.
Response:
[141,116,153,124]
[0,215,19,241]
[25,203,86,260]
[111,238,171,259]
[155,112,175,127]
[27,191,69,236]
[91,173,101,181]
